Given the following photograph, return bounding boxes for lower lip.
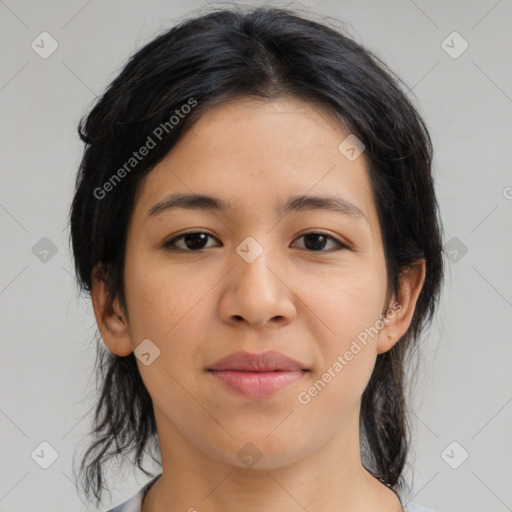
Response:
[208,370,307,398]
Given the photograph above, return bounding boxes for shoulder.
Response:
[104,474,161,512]
[104,491,143,512]
[400,496,436,512]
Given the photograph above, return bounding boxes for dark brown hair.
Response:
[69,5,444,507]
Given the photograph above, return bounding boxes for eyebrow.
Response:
[147,192,368,224]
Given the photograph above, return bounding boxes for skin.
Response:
[92,96,425,512]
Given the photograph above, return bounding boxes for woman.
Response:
[69,6,444,512]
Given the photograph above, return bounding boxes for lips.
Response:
[207,350,309,398]
[207,350,308,372]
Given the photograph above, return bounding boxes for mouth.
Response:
[207,350,310,398]
[207,369,309,398]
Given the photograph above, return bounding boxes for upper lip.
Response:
[208,350,308,372]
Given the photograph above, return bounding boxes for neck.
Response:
[142,406,403,512]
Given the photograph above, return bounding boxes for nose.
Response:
[218,243,297,330]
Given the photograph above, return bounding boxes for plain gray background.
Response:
[1,0,511,511]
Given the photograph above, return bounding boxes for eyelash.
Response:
[162,231,349,253]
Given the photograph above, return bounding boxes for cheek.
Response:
[126,262,211,422]
[295,273,382,413]
[123,250,199,340]
[124,258,218,403]
[295,269,384,414]
[293,350,375,445]
[300,265,386,350]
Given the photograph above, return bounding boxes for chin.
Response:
[207,435,312,471]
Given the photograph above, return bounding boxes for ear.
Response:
[377,259,426,354]
[90,264,133,357]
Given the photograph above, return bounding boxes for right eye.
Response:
[162,231,221,252]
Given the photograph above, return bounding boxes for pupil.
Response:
[185,233,208,250]
[305,234,326,251]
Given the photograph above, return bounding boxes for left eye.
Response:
[293,232,348,252]
[162,232,348,252]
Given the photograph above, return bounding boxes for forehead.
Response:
[132,96,380,239]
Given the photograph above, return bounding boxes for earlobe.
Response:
[377,259,426,354]
[90,267,133,357]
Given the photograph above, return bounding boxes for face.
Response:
[94,96,423,470]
